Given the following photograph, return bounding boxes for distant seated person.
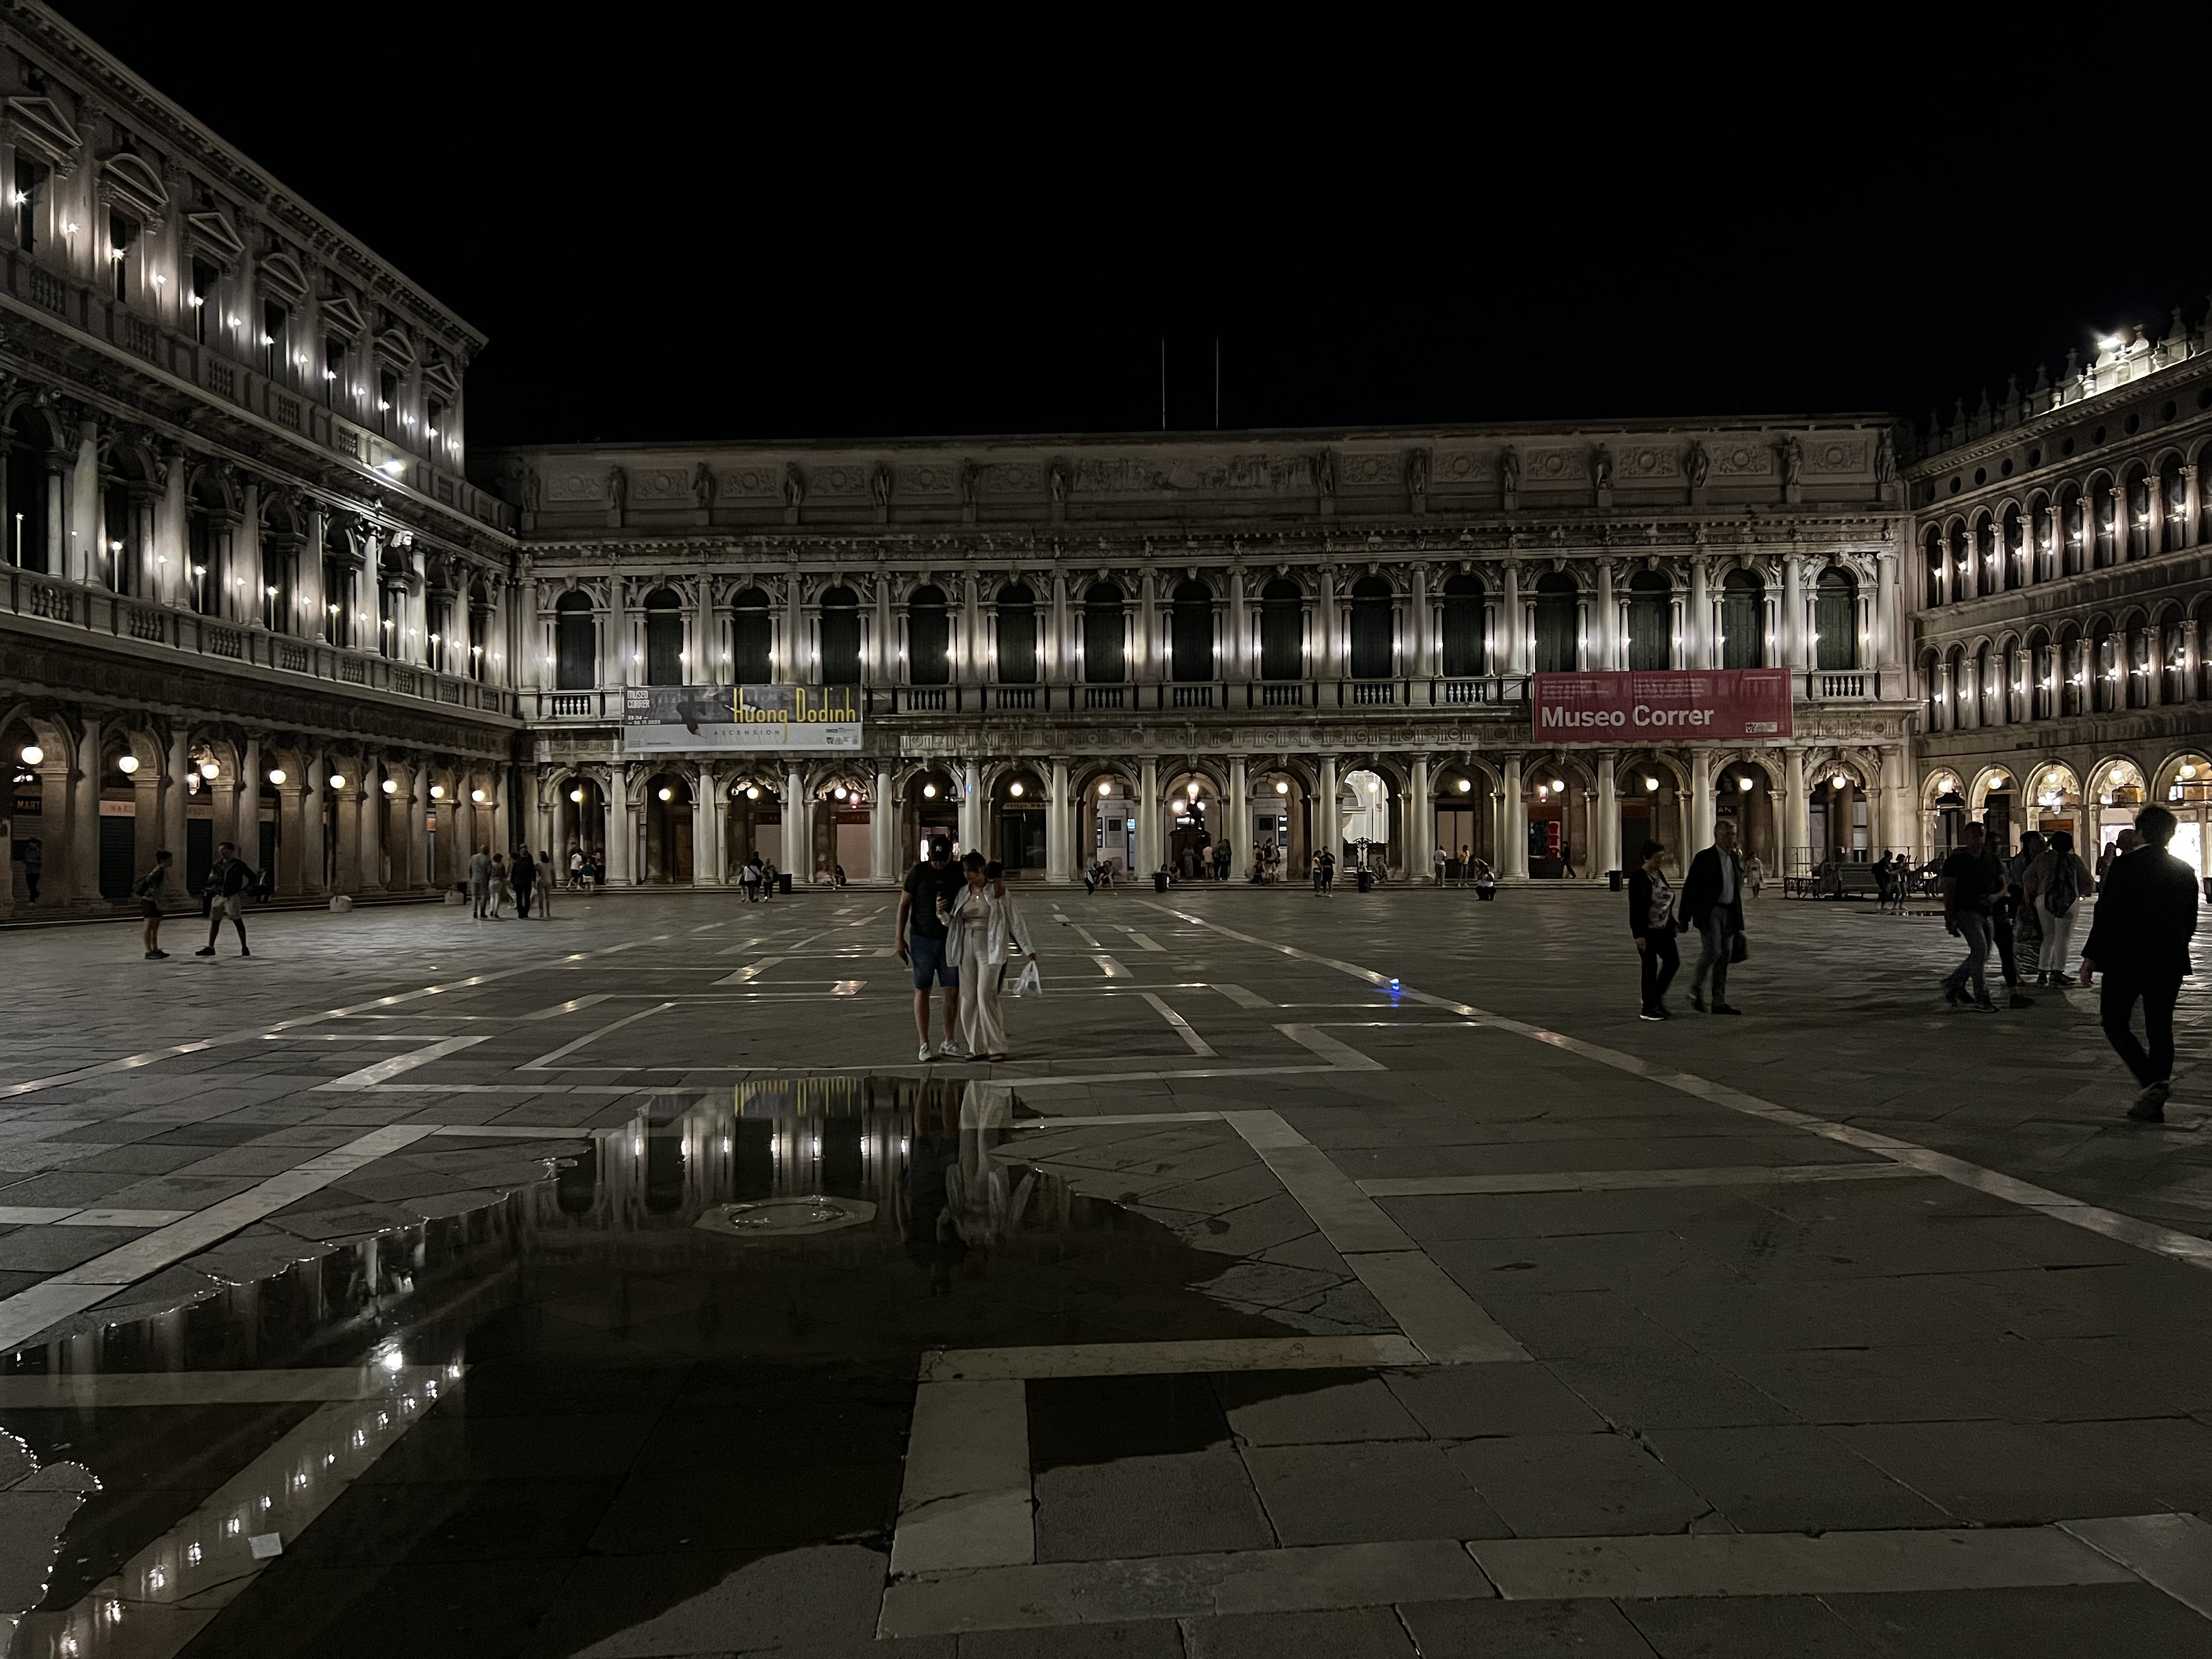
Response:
[833,863,848,888]
[815,864,834,885]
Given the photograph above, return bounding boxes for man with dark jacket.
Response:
[1679,817,1746,1014]
[2081,805,2199,1122]
[194,842,255,958]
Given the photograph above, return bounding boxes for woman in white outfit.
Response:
[945,852,1036,1062]
[2022,830,2096,987]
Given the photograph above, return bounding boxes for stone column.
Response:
[1594,749,1620,877]
[1595,562,1615,670]
[1317,755,1339,868]
[1045,758,1071,884]
[2144,625,2163,708]
[67,721,100,902]
[302,755,328,894]
[1687,748,1714,855]
[1228,567,1249,680]
[872,761,896,883]
[1782,556,1804,672]
[608,769,634,886]
[1407,755,1431,882]
[238,734,261,874]
[276,773,306,896]
[954,760,979,855]
[1138,757,1161,878]
[2185,619,2202,705]
[1782,745,1810,878]
[1689,560,1711,668]
[1227,755,1248,879]
[1316,569,1338,680]
[1501,754,1527,880]
[2185,465,2201,550]
[331,773,359,896]
[406,765,429,891]
[694,779,718,886]
[1881,744,1914,857]
[163,730,190,875]
[362,760,389,893]
[782,768,807,875]
[1504,563,1524,674]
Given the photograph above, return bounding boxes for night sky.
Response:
[55,6,2212,463]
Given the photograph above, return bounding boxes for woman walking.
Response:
[1629,839,1680,1021]
[2025,830,2096,987]
[945,852,1036,1061]
[134,849,174,959]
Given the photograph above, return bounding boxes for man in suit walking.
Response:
[2080,804,2199,1123]
[1681,817,1747,1015]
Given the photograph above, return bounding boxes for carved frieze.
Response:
[1709,439,1775,477]
[1799,438,1870,476]
[1613,444,1681,480]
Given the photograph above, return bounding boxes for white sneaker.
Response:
[937,1041,967,1059]
[917,1044,935,1063]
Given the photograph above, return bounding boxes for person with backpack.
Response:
[194,841,255,958]
[2080,805,2199,1122]
[2007,830,2047,983]
[134,849,174,959]
[2025,830,2095,988]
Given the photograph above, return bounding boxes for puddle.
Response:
[2,1078,1302,1659]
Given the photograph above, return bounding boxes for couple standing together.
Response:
[1629,820,1748,1021]
[896,835,1038,1064]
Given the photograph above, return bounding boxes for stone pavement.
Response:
[3,882,2212,1655]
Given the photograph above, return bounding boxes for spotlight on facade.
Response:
[1009,782,1023,797]
[117,755,139,774]
[1101,781,1115,797]
[470,788,485,804]
[923,783,937,799]
[1457,778,1472,794]
[1833,774,1850,790]
[833,786,848,800]
[329,774,347,790]
[430,785,445,800]
[1644,776,1658,792]
[746,786,760,801]
[268,769,286,785]
[570,788,584,804]
[381,779,397,795]
[1275,780,1289,795]
[658,787,672,802]
[199,760,220,779]
[1738,776,1754,792]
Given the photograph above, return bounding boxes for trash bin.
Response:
[777,873,793,896]
[1152,872,1170,893]
[1608,869,1624,892]
[1356,869,1373,893]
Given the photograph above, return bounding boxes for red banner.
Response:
[1531,669,1793,743]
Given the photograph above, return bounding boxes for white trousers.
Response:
[2038,900,2079,977]
[958,961,1007,1056]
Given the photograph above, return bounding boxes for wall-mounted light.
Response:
[1457,778,1472,794]
[199,760,220,780]
[746,786,760,800]
[657,786,672,802]
[1738,775,1755,792]
[923,783,938,799]
[1644,776,1659,792]
[268,768,286,785]
[1009,782,1023,797]
[328,773,348,790]
[430,785,445,800]
[18,744,41,765]
[570,788,584,804]
[117,755,140,775]
[1275,780,1289,795]
[470,788,486,804]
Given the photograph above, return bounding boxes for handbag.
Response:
[1729,930,1749,964]
[1006,957,1043,999]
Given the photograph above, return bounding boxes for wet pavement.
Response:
[5,888,2212,1654]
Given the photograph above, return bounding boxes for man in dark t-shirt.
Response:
[897,836,967,1062]
[1938,822,2000,1009]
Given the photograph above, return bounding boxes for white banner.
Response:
[623,686,861,752]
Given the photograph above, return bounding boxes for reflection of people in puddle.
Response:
[903,1082,969,1295]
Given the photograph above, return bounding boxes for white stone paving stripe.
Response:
[880,1539,1490,1636]
[712,958,784,985]
[313,1035,489,1091]
[1360,1162,1922,1197]
[518,993,615,1021]
[1139,992,1217,1057]
[1213,983,1276,1009]
[1159,904,2212,1279]
[518,1003,676,1069]
[890,1381,1034,1576]
[1275,1024,1386,1071]
[0,1365,456,1406]
[2062,1513,2212,1622]
[916,1334,1426,1383]
[1470,1523,2138,1601]
[1092,954,1131,978]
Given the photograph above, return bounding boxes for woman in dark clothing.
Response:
[1628,838,1680,1021]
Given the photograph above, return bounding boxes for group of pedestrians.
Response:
[1628,818,1749,1020]
[737,853,781,901]
[895,836,1037,1064]
[133,841,259,959]
[468,848,560,919]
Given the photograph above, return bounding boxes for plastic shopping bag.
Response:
[1006,957,1043,999]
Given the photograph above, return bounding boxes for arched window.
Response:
[1172,579,1214,682]
[1441,573,1484,677]
[820,585,860,685]
[1533,573,1577,673]
[1625,572,1670,671]
[907,585,949,686]
[5,425,49,573]
[555,592,595,689]
[1260,578,1303,681]
[644,588,685,685]
[1348,576,1392,680]
[1720,569,1764,669]
[1083,582,1125,684]
[731,588,773,683]
[995,582,1036,684]
[1814,567,1858,670]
